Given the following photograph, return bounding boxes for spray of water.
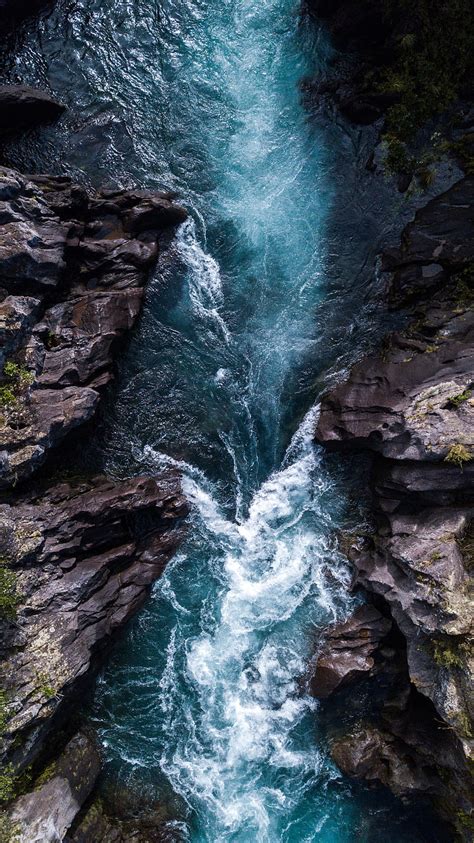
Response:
[135,405,354,841]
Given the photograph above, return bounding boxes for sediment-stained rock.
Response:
[0,472,188,770]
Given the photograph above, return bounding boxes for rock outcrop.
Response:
[315,176,474,835]
[8,730,101,843]
[0,85,65,135]
[0,163,189,832]
[0,167,187,488]
[310,605,391,698]
[331,724,427,796]
[0,472,188,771]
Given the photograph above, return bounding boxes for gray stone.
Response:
[9,731,100,843]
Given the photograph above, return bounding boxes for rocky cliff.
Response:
[307,1,474,838]
[313,108,473,843]
[0,81,189,839]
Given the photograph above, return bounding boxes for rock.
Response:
[311,605,391,697]
[0,85,65,135]
[0,167,187,489]
[316,311,474,463]
[315,174,474,834]
[352,509,473,742]
[0,472,189,770]
[316,180,474,468]
[70,793,181,843]
[8,731,101,843]
[305,0,393,56]
[330,724,434,796]
[0,169,69,294]
[385,176,474,306]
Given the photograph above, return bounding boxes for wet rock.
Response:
[316,313,474,463]
[311,605,391,697]
[373,457,474,510]
[385,175,474,306]
[8,730,100,843]
[0,166,187,489]
[0,472,188,770]
[70,795,182,843]
[315,174,474,833]
[0,85,65,135]
[330,724,434,796]
[316,182,474,461]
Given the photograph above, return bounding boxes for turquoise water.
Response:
[2,1,448,840]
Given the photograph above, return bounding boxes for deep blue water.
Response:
[1,1,450,840]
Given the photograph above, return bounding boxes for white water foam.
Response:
[176,218,231,344]
[152,405,354,841]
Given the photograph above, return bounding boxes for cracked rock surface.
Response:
[0,167,187,488]
[316,176,474,835]
[1,473,188,770]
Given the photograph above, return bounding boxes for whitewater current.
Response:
[1,0,446,840]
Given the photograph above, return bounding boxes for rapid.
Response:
[2,0,442,839]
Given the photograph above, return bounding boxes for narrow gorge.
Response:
[0,1,472,842]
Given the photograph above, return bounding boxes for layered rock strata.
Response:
[0,156,189,836]
[1,473,188,770]
[310,604,391,698]
[0,166,186,487]
[315,175,474,835]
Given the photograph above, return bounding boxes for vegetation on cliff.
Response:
[380,0,474,139]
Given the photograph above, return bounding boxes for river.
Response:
[2,1,444,840]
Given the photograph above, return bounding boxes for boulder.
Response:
[330,725,434,796]
[0,85,65,135]
[311,605,391,697]
[9,731,101,843]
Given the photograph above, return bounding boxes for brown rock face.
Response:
[0,162,189,830]
[315,176,474,835]
[311,605,391,698]
[317,177,474,463]
[0,167,187,489]
[0,472,188,770]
